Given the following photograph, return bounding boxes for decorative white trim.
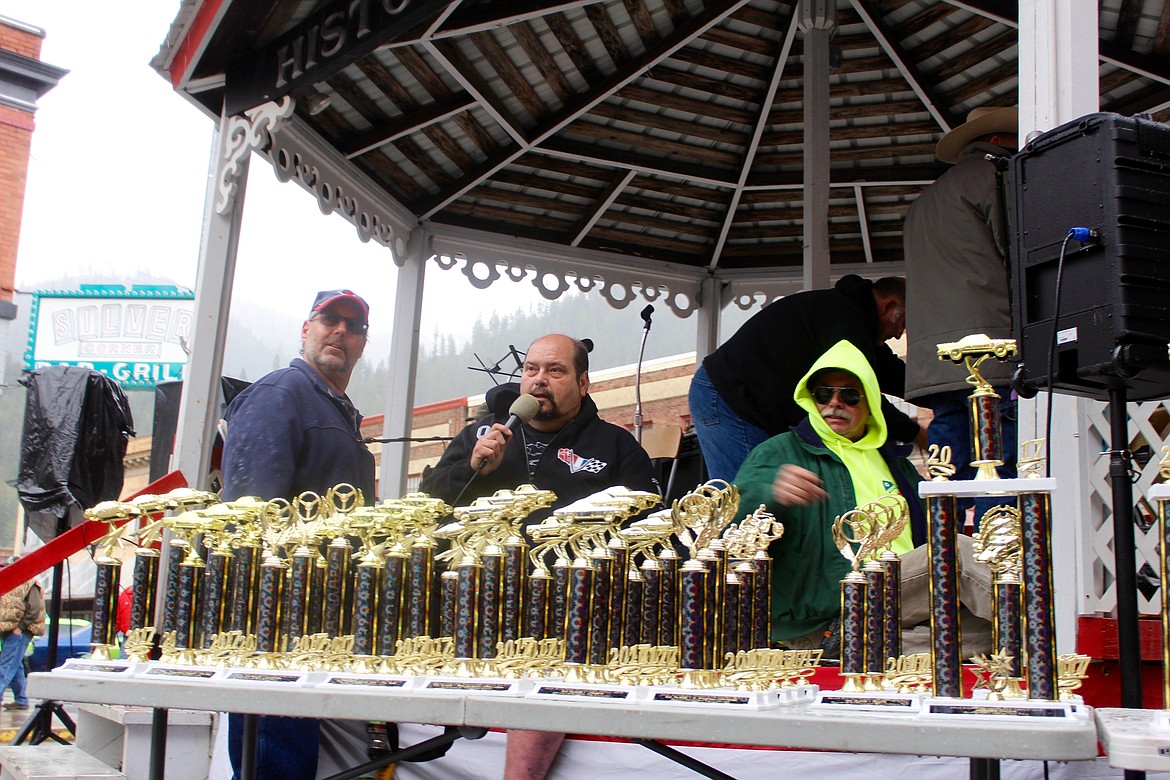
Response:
[216,98,295,215]
[717,262,907,310]
[260,114,418,262]
[428,224,707,318]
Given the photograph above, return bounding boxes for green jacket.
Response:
[733,340,926,642]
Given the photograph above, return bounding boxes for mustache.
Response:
[822,408,852,422]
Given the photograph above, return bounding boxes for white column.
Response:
[380,227,430,499]
[1016,0,1099,652]
[1017,0,1099,141]
[801,24,831,291]
[170,119,247,489]
[695,276,723,360]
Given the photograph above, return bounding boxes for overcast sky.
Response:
[2,0,549,348]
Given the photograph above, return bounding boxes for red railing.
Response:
[0,471,189,596]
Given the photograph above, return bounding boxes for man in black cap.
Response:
[688,274,924,484]
[220,289,375,780]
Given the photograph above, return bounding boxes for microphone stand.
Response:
[634,305,654,445]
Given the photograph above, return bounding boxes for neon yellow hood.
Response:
[793,340,912,555]
[793,339,887,450]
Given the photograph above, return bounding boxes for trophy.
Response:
[936,334,1018,480]
[973,504,1024,688]
[830,497,907,694]
[720,505,785,654]
[84,501,142,660]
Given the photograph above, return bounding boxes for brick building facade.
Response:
[0,15,66,383]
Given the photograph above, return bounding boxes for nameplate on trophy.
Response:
[59,659,141,677]
[529,683,648,703]
[923,698,1080,719]
[422,678,531,695]
[322,674,414,690]
[140,664,221,681]
[222,670,322,686]
[646,688,781,710]
[811,691,923,713]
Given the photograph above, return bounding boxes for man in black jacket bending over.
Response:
[421,333,659,780]
[688,274,925,484]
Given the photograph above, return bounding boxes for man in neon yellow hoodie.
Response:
[734,340,991,653]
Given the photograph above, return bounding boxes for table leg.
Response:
[150,708,168,780]
[240,713,259,780]
[969,757,1000,780]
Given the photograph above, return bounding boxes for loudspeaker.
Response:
[1007,112,1170,401]
[149,380,183,483]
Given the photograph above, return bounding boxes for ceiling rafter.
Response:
[343,92,476,158]
[849,0,960,132]
[948,0,1170,87]
[537,137,739,189]
[1113,0,1144,51]
[425,0,606,41]
[708,8,800,273]
[415,0,755,219]
[572,169,642,245]
[853,184,874,263]
[424,38,530,144]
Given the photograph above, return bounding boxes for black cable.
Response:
[1043,231,1076,477]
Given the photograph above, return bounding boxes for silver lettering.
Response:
[320,12,348,57]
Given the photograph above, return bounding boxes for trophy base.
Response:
[778,683,820,705]
[421,675,534,696]
[58,658,144,677]
[922,694,1086,720]
[643,686,783,709]
[527,680,649,704]
[810,689,924,714]
[1096,708,1170,772]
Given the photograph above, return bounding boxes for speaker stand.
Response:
[1107,386,1144,707]
[12,524,76,746]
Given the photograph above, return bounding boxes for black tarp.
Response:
[16,366,135,539]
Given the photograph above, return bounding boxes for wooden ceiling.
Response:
[158,0,1170,276]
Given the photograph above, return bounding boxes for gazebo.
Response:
[152,0,1170,669]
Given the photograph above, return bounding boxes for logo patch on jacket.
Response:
[558,448,607,474]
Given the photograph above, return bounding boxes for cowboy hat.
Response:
[936,106,1018,163]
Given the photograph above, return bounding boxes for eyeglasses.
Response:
[313,311,368,336]
[812,386,863,407]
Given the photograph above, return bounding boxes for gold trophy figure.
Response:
[936,335,1017,481]
[85,501,143,660]
[973,504,1025,690]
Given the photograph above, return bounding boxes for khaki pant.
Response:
[899,534,994,658]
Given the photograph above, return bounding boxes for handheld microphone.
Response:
[476,394,540,470]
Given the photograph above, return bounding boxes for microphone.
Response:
[477,394,540,470]
[640,304,654,329]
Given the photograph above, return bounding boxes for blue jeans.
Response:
[689,365,771,484]
[0,632,31,704]
[10,656,26,705]
[919,389,1018,526]
[228,714,319,780]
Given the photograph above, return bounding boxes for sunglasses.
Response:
[812,386,863,407]
[313,311,368,336]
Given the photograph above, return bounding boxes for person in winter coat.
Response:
[734,340,992,656]
[422,333,659,780]
[0,571,45,711]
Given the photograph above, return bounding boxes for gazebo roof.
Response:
[153,0,1170,310]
